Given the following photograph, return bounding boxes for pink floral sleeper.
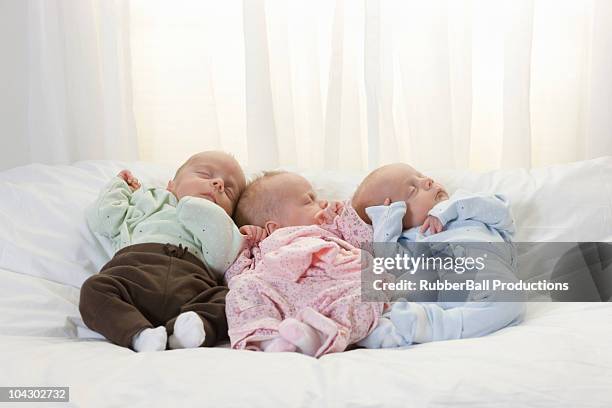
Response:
[225,201,383,357]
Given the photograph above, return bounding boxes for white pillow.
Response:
[0,157,610,289]
[0,160,174,288]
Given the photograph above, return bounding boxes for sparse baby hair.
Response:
[234,170,288,227]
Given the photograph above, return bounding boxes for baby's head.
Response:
[234,171,329,234]
[352,163,448,229]
[167,151,246,216]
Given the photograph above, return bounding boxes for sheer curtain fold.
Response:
[129,0,246,167]
[501,0,534,169]
[24,0,137,166]
[364,0,381,171]
[236,0,611,172]
[584,0,612,158]
[3,0,612,172]
[243,0,279,170]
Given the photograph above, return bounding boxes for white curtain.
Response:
[0,0,137,170]
[129,0,247,168]
[2,0,612,172]
[129,0,612,171]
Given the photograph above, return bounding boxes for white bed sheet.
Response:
[0,157,611,407]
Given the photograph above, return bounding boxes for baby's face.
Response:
[167,151,246,216]
[359,163,448,229]
[266,173,328,229]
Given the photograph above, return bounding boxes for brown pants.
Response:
[79,243,228,349]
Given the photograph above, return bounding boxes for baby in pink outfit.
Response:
[225,171,383,357]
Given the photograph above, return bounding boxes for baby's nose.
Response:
[212,178,225,191]
[421,178,433,190]
[319,199,328,209]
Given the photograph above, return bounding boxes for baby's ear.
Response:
[264,221,280,235]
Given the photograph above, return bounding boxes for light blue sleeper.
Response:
[359,190,526,348]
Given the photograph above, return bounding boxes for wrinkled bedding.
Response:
[0,157,610,407]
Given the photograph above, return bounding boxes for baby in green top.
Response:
[80,151,247,352]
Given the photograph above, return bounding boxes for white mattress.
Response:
[0,157,611,407]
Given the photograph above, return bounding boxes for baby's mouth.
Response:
[435,190,447,202]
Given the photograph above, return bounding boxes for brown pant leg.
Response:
[79,273,154,349]
[164,266,229,347]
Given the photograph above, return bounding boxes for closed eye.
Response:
[225,188,232,198]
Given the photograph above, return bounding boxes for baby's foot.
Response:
[278,319,322,357]
[168,311,206,349]
[132,326,167,352]
[260,336,297,353]
[357,317,407,349]
[390,302,432,344]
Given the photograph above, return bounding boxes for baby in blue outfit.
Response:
[351,163,525,348]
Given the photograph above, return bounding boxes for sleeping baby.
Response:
[80,151,246,352]
[225,171,383,357]
[352,163,526,348]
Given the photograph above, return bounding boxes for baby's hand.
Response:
[315,201,344,225]
[118,169,141,191]
[420,215,444,235]
[239,225,267,244]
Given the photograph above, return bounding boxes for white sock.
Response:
[357,317,406,348]
[411,303,433,344]
[168,311,206,349]
[132,326,167,352]
[278,319,322,357]
[389,302,433,344]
